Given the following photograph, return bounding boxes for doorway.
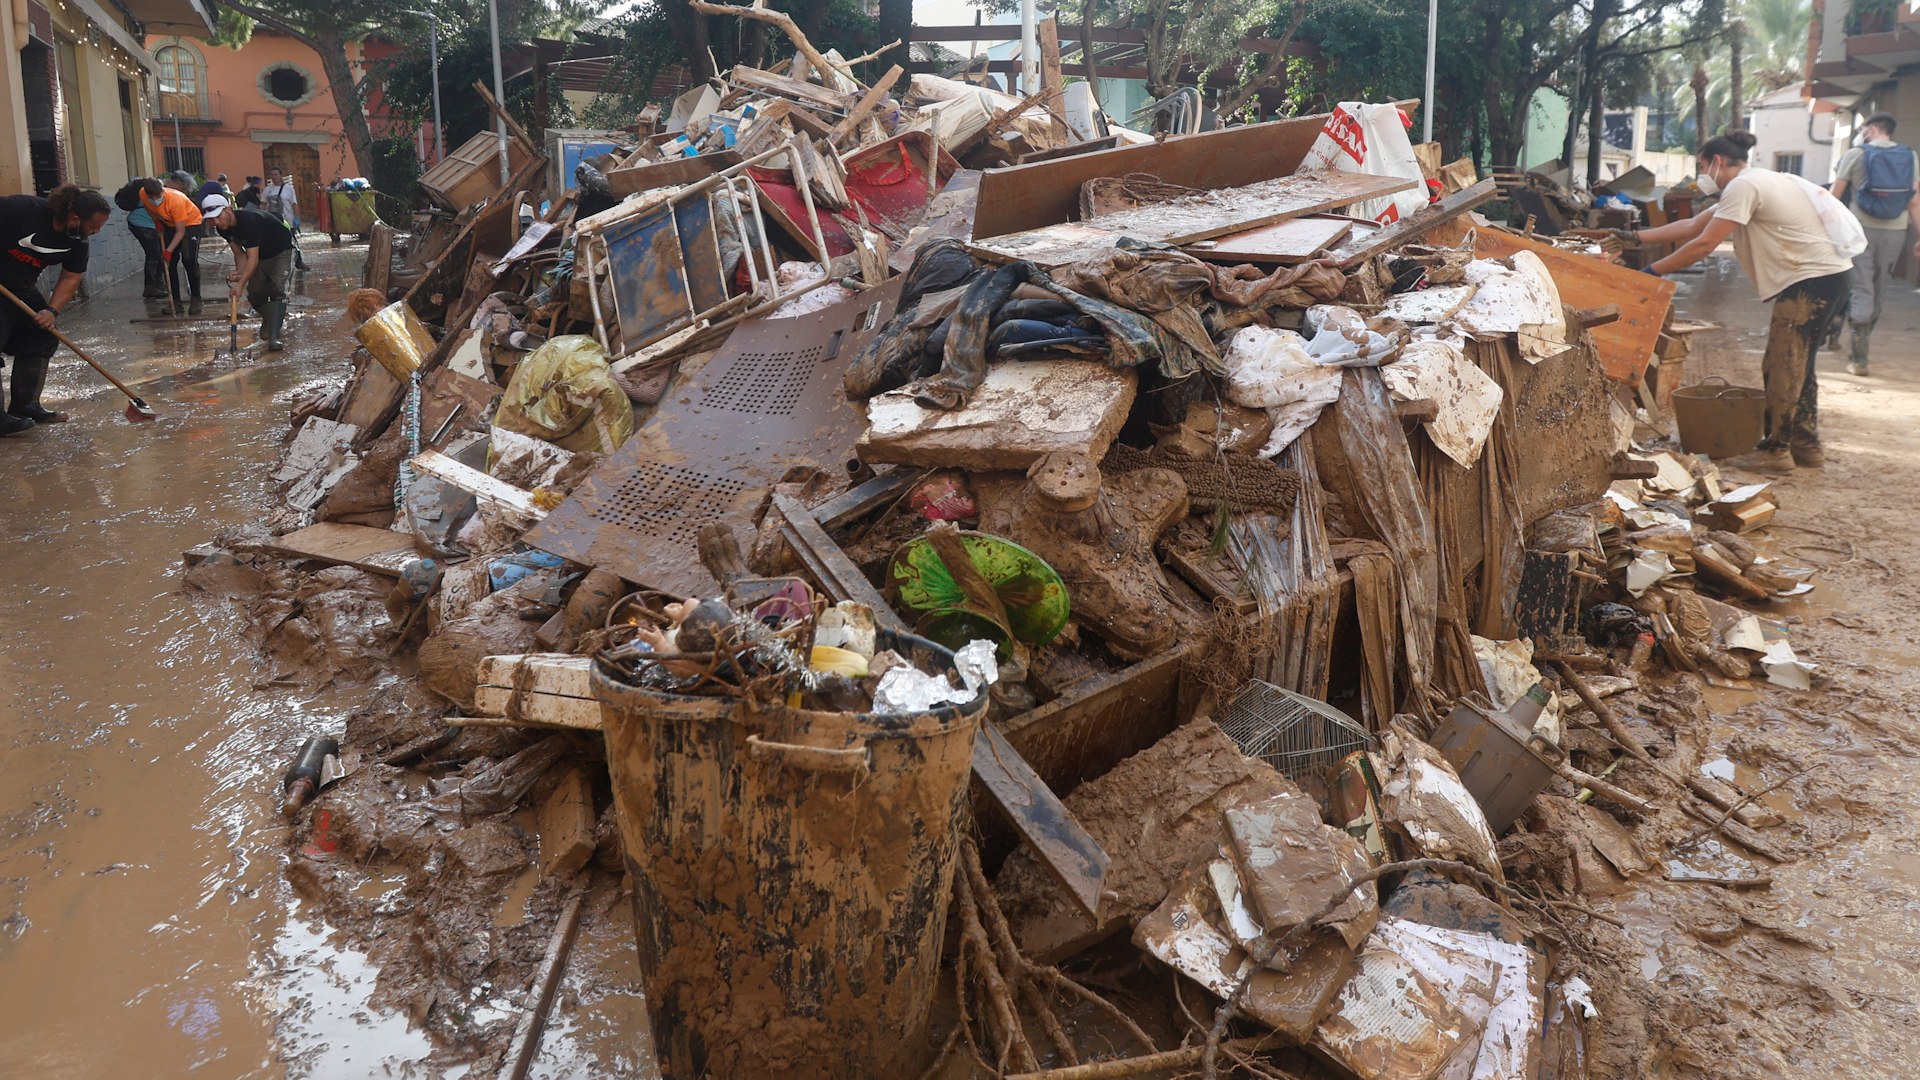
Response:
[261,143,321,221]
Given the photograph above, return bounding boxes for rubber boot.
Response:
[8,355,67,424]
[263,300,288,351]
[0,411,32,436]
[188,297,205,316]
[1848,323,1871,376]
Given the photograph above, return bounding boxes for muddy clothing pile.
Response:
[178,55,1831,1078]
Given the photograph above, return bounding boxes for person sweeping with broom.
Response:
[0,183,111,434]
[199,193,292,352]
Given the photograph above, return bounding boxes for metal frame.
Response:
[577,142,833,360]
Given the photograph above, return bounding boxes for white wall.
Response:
[1749,99,1837,183]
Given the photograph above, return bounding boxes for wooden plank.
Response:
[537,765,597,878]
[1470,226,1677,385]
[827,65,903,146]
[973,722,1110,919]
[478,653,595,699]
[728,65,852,113]
[410,450,545,522]
[1185,214,1353,264]
[1038,15,1063,99]
[365,220,394,295]
[261,522,416,576]
[971,171,1414,267]
[420,367,503,447]
[971,103,1416,240]
[472,686,605,729]
[605,151,742,197]
[1328,176,1499,266]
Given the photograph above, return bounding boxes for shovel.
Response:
[0,283,158,423]
[217,291,241,362]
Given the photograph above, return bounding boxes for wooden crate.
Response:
[419,130,537,212]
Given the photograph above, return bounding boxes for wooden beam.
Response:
[827,64,903,146]
[910,24,1315,55]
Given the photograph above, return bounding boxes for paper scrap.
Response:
[1625,550,1675,597]
[1760,640,1814,691]
[1562,976,1599,1019]
[1724,615,1768,652]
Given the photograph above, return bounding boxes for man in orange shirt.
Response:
[139,173,205,314]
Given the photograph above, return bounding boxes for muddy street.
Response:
[1563,259,1920,1075]
[0,247,642,1078]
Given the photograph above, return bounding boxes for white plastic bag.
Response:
[1785,172,1869,258]
[1221,325,1343,458]
[1298,102,1431,224]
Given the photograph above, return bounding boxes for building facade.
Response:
[2,0,213,287]
[1748,85,1839,182]
[147,32,427,224]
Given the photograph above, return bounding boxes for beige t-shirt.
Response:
[1710,168,1855,300]
[1835,140,1917,230]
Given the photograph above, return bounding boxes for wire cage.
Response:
[1212,680,1376,781]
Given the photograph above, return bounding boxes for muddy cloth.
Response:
[843,239,983,399]
[1758,268,1850,451]
[911,261,1204,411]
[985,318,1110,359]
[1210,260,1349,314]
[1056,240,1220,365]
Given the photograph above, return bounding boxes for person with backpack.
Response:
[1829,113,1920,376]
[1621,131,1858,474]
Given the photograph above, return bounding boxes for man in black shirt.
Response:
[236,176,264,210]
[201,193,293,351]
[0,184,110,432]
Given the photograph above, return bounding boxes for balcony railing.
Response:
[154,89,222,125]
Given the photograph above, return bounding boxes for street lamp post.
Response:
[404,10,446,162]
[1423,0,1437,144]
[487,0,509,185]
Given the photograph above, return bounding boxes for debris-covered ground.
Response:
[10,60,1920,1080]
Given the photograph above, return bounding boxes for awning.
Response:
[68,0,164,77]
[120,0,215,37]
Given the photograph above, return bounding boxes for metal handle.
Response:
[745,734,872,780]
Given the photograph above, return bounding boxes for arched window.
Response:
[155,43,207,119]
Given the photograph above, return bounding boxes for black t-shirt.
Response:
[217,208,294,259]
[0,194,89,305]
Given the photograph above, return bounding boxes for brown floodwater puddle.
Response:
[0,250,641,1077]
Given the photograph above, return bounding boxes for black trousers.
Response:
[165,232,202,302]
[130,224,165,295]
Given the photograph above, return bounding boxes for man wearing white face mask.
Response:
[1619,131,1855,474]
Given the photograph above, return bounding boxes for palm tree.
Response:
[1672,0,1810,127]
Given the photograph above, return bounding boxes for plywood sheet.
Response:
[972,172,1415,268]
[263,522,416,575]
[971,104,1418,240]
[1188,215,1354,264]
[1471,227,1677,385]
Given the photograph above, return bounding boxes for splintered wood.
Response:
[969,172,1418,268]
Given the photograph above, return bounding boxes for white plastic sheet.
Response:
[1222,325,1344,458]
[1381,338,1504,467]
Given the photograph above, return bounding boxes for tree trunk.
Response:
[1079,0,1100,108]
[317,39,377,176]
[878,0,912,77]
[664,0,717,80]
[1692,63,1709,149]
[1729,19,1746,130]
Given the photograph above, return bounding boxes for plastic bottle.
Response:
[283,735,340,815]
[1502,682,1552,731]
[1628,631,1655,669]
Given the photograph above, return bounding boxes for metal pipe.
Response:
[1019,0,1038,96]
[404,11,445,162]
[488,0,509,185]
[1423,0,1437,144]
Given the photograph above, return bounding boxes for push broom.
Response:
[0,283,159,422]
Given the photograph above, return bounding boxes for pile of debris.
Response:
[179,12,1827,1073]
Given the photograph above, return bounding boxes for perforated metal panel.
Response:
[1212,680,1374,781]
[526,279,903,595]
